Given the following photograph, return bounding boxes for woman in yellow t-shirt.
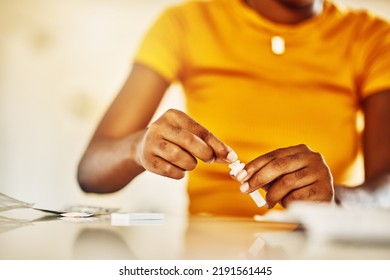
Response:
[77,0,390,216]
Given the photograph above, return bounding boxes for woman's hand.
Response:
[135,109,237,179]
[234,144,334,208]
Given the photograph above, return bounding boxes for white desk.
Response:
[1,208,390,260]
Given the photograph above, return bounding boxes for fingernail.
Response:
[206,157,215,164]
[240,182,249,193]
[236,169,248,182]
[264,203,269,209]
[227,150,238,163]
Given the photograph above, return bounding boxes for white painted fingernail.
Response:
[227,150,238,163]
[236,170,248,182]
[240,182,249,193]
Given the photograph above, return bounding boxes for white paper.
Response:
[287,202,390,244]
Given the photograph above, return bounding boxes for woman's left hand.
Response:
[234,144,334,208]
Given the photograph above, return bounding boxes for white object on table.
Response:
[229,160,266,207]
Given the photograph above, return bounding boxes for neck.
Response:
[245,0,323,25]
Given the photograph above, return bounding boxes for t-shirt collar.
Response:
[227,0,332,35]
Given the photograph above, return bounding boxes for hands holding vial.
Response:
[229,144,334,209]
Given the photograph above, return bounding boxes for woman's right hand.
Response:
[135,109,237,179]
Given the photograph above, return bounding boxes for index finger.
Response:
[238,144,311,183]
[167,109,237,163]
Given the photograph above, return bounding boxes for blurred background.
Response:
[1,0,389,214]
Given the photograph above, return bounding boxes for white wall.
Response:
[0,0,186,214]
[0,0,389,214]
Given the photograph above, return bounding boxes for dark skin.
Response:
[77,65,237,193]
[334,91,390,207]
[77,0,390,209]
[245,0,323,24]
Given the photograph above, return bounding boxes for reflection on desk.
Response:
[0,208,389,260]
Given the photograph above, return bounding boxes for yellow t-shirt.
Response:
[134,0,390,216]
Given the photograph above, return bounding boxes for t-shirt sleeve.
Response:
[133,8,184,83]
[358,16,390,99]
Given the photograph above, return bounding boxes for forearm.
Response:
[77,131,146,193]
[334,172,390,208]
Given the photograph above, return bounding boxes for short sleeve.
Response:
[358,16,390,99]
[133,8,184,83]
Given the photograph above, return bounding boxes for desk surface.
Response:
[1,209,390,260]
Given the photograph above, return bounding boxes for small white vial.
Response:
[229,160,245,176]
[271,36,285,55]
[249,190,267,207]
[229,160,266,207]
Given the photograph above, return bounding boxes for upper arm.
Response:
[362,90,390,180]
[93,63,170,140]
